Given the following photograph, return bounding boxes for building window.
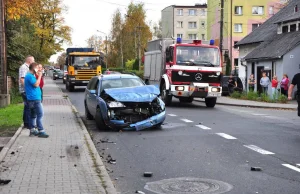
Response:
[188,22,197,29]
[201,21,205,28]
[177,9,183,16]
[188,34,197,40]
[177,34,183,38]
[290,24,297,32]
[201,34,205,40]
[234,58,239,67]
[252,24,260,31]
[189,9,197,16]
[200,9,205,16]
[234,6,243,15]
[234,24,243,32]
[282,25,288,33]
[177,21,183,28]
[252,6,264,15]
[269,6,274,15]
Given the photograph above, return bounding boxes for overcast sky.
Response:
[49,0,206,62]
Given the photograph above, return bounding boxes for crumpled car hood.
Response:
[104,85,160,102]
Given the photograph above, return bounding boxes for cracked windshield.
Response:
[1,0,299,194]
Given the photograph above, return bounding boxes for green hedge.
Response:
[230,91,288,103]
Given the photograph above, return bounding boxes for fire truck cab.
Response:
[144,38,222,107]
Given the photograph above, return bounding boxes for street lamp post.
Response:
[97,30,108,69]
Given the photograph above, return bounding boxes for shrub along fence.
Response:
[230,91,288,104]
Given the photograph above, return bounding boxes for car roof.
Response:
[93,74,139,80]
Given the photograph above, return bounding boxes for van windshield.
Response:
[176,46,220,67]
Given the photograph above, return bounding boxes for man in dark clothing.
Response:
[288,73,300,116]
[228,74,237,94]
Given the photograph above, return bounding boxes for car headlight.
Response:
[108,101,126,108]
[216,72,221,76]
[178,71,183,76]
[157,98,165,110]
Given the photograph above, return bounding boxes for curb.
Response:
[68,99,117,194]
[194,99,297,110]
[0,125,23,162]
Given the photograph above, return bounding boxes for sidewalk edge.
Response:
[194,99,297,110]
[68,100,117,194]
[0,125,23,162]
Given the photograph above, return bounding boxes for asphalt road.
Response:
[55,79,300,194]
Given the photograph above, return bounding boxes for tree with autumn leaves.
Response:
[6,0,71,80]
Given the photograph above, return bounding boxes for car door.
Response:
[90,79,99,116]
[86,78,97,116]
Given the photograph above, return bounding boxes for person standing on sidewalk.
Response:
[288,73,300,116]
[248,74,256,92]
[35,64,45,102]
[19,56,35,129]
[271,76,279,99]
[280,74,289,96]
[260,72,270,95]
[25,62,49,138]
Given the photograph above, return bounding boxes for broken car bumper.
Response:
[107,111,166,131]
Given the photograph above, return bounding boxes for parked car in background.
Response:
[63,70,68,84]
[53,69,63,80]
[221,76,243,96]
[84,73,166,131]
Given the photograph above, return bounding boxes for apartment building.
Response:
[162,4,207,40]
[207,0,288,71]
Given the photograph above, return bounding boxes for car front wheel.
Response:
[85,102,93,120]
[95,108,109,131]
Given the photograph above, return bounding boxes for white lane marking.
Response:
[244,145,275,155]
[264,116,281,119]
[181,119,193,123]
[168,114,177,117]
[297,164,300,167]
[216,133,237,140]
[251,113,268,116]
[195,125,211,130]
[282,164,300,173]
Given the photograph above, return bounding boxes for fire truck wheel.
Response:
[161,83,172,106]
[205,97,217,108]
[179,97,194,103]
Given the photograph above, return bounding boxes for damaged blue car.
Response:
[84,74,166,131]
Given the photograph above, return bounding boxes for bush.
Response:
[247,91,259,100]
[278,94,288,103]
[10,87,23,104]
[230,91,242,99]
[229,90,288,104]
[125,59,135,70]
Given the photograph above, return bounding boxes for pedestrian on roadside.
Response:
[35,64,45,102]
[19,56,35,129]
[288,73,300,116]
[271,76,279,99]
[248,74,256,92]
[280,74,289,96]
[228,74,237,94]
[25,62,49,138]
[260,72,270,95]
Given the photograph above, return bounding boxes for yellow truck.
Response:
[65,48,102,92]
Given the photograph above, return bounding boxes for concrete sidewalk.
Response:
[195,97,298,110]
[0,77,116,194]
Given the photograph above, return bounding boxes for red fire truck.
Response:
[144,38,222,107]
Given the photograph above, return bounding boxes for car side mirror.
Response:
[90,90,96,95]
[169,61,174,66]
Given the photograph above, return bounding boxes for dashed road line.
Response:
[168,114,177,117]
[251,113,268,116]
[244,145,275,155]
[282,164,300,173]
[297,164,300,167]
[195,125,211,130]
[216,133,237,140]
[181,119,193,123]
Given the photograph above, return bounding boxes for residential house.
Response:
[207,0,287,72]
[161,4,207,40]
[236,0,300,96]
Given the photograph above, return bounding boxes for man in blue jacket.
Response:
[25,62,49,138]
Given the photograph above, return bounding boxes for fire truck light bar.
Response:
[177,38,182,43]
[210,40,215,45]
[193,40,201,44]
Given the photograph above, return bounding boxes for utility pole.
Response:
[219,0,224,56]
[105,35,108,69]
[230,0,233,75]
[138,26,141,71]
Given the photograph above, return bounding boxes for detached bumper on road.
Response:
[107,111,166,131]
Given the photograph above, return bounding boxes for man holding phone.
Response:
[25,62,49,138]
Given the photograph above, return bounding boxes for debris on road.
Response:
[0,179,11,185]
[74,164,77,167]
[99,139,115,144]
[251,167,262,171]
[136,190,145,194]
[144,172,153,177]
[74,145,79,149]
[10,152,15,155]
[60,156,65,158]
